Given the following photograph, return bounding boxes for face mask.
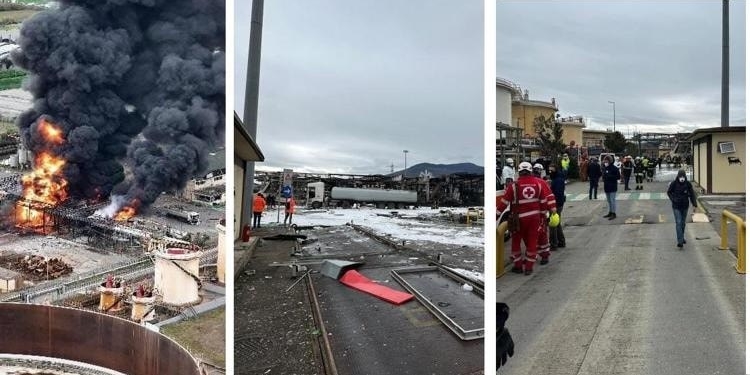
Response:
[604,163,609,167]
[679,177,685,182]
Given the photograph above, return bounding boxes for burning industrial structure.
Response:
[0,1,226,372]
[11,0,225,221]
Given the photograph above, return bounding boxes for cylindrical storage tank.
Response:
[17,149,26,165]
[0,303,201,375]
[154,249,201,305]
[216,223,226,284]
[331,187,417,203]
[98,285,124,313]
[131,294,156,322]
[8,153,17,168]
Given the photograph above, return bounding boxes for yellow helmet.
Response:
[549,212,560,227]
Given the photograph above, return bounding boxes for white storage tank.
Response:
[17,148,27,165]
[216,222,226,284]
[131,288,156,322]
[331,187,417,203]
[8,154,17,168]
[153,248,202,305]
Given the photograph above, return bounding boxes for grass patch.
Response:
[0,9,40,24]
[0,70,27,91]
[161,307,226,368]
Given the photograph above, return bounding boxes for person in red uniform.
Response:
[252,193,266,228]
[497,162,557,275]
[283,197,296,225]
[532,163,554,265]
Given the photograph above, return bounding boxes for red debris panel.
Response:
[339,269,413,305]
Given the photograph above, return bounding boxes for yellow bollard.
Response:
[718,210,745,274]
[736,221,746,274]
[497,221,508,278]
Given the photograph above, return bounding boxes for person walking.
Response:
[548,164,566,250]
[587,157,601,200]
[497,162,558,275]
[502,158,515,190]
[602,156,620,220]
[667,169,698,248]
[252,193,266,228]
[560,153,570,183]
[621,156,634,190]
[283,196,296,225]
[634,156,645,190]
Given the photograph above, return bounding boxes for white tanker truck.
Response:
[306,182,417,209]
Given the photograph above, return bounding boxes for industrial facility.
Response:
[0,1,227,374]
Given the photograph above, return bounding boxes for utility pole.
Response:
[242,0,265,230]
[721,0,729,127]
[403,150,409,176]
[608,101,616,132]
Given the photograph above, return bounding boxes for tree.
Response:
[604,131,627,154]
[534,114,566,162]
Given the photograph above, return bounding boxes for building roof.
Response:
[513,99,558,111]
[496,78,522,94]
[234,112,265,162]
[582,129,612,135]
[687,126,746,142]
[0,267,19,280]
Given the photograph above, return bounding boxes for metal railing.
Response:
[718,209,745,274]
[496,221,508,278]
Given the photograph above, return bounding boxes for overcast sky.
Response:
[237,1,483,174]
[498,1,746,136]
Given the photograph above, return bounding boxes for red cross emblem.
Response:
[522,186,535,199]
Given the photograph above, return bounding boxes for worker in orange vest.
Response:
[284,197,296,226]
[252,193,266,228]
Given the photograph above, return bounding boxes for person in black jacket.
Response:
[602,155,620,219]
[667,169,698,248]
[496,302,514,369]
[587,157,602,200]
[548,164,566,249]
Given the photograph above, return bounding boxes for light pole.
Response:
[608,101,616,132]
[403,150,409,176]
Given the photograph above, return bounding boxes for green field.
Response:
[0,70,26,91]
[161,307,226,368]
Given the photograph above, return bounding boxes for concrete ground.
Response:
[236,224,484,375]
[497,166,745,375]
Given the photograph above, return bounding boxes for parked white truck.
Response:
[306,182,417,209]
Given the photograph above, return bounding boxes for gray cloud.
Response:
[237,0,483,174]
[498,0,745,136]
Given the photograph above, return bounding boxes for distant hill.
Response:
[388,162,484,178]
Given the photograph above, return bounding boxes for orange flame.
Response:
[15,151,69,228]
[114,199,139,221]
[38,118,64,145]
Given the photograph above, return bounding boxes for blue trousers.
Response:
[673,207,688,244]
[606,192,616,213]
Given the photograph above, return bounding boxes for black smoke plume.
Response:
[12,0,225,214]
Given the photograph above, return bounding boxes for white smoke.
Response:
[93,195,127,218]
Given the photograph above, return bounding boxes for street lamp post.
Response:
[608,101,616,132]
[403,150,409,176]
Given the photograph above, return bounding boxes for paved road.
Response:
[497,167,745,375]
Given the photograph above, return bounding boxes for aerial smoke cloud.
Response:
[12,0,225,213]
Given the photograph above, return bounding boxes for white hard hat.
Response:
[533,163,543,170]
[518,162,533,172]
[506,158,514,164]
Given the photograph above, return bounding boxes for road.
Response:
[497,166,745,375]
